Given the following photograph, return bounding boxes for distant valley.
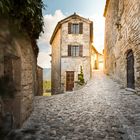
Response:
[43,68,51,81]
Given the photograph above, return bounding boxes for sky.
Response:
[37,0,106,68]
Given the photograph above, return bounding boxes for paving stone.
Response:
[5,71,140,140]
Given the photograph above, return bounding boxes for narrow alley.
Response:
[7,71,140,140]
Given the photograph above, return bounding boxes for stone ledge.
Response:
[125,88,140,96]
[125,88,137,93]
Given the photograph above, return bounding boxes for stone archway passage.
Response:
[126,50,135,89]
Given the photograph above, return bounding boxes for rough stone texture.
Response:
[6,70,140,140]
[51,14,93,94]
[91,47,104,70]
[51,29,61,95]
[0,47,4,76]
[0,18,38,128]
[36,66,43,96]
[91,49,98,69]
[104,0,140,90]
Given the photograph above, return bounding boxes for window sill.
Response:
[61,56,85,58]
[68,34,82,35]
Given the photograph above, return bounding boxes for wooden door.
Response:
[127,50,135,89]
[66,71,74,91]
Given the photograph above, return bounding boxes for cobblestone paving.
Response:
[7,71,140,140]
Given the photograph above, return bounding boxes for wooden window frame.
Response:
[68,22,83,34]
[71,24,79,34]
[68,45,83,57]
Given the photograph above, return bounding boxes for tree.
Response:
[78,66,85,85]
[0,0,45,57]
[0,0,44,40]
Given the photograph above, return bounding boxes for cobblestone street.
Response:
[8,71,140,140]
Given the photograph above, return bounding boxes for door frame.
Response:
[66,71,74,91]
[126,50,135,89]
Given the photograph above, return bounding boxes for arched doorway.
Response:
[126,50,135,89]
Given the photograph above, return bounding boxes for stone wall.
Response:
[104,0,119,75]
[37,66,43,96]
[51,29,61,94]
[0,18,38,129]
[0,47,4,76]
[91,48,99,70]
[104,0,140,89]
[18,36,37,125]
[98,54,104,70]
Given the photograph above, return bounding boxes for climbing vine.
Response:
[0,0,44,39]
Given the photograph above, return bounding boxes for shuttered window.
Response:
[68,22,83,34]
[68,23,72,34]
[79,23,83,34]
[79,45,83,56]
[68,45,71,56]
[71,24,79,34]
[68,45,83,56]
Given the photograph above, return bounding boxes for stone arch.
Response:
[2,36,22,128]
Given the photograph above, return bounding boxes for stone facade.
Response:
[50,14,93,94]
[0,18,39,129]
[91,46,104,70]
[104,0,140,90]
[51,29,61,94]
[36,66,43,96]
[91,46,98,70]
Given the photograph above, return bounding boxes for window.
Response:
[71,24,79,34]
[71,45,79,56]
[68,45,83,57]
[68,23,83,34]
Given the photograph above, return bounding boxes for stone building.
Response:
[50,13,93,94]
[104,0,140,90]
[91,46,104,70]
[0,18,40,129]
[91,46,99,70]
[98,53,104,70]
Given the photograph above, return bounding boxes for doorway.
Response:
[126,50,135,89]
[66,71,74,91]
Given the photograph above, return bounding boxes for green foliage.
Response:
[0,75,16,99]
[43,81,51,92]
[78,66,85,85]
[0,0,44,39]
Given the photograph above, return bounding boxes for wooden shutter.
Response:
[79,45,83,57]
[68,23,72,34]
[68,45,71,56]
[79,23,83,34]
